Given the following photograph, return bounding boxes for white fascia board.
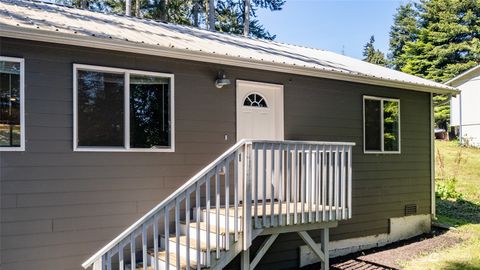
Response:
[0,24,459,95]
[445,65,480,87]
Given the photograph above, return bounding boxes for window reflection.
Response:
[77,70,124,147]
[0,61,21,147]
[130,74,171,148]
[384,100,399,151]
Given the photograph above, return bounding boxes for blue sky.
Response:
[257,0,411,60]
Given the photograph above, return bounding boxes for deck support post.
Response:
[320,228,329,270]
[298,229,329,270]
[240,248,250,270]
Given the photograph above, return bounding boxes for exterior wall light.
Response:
[215,72,231,88]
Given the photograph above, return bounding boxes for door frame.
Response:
[236,80,284,141]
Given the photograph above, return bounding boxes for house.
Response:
[448,65,480,147]
[0,1,458,270]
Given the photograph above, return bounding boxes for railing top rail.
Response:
[82,139,355,268]
[249,140,356,146]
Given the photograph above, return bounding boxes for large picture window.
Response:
[363,96,400,154]
[0,57,24,151]
[74,64,174,152]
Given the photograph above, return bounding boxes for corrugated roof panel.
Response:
[0,0,457,93]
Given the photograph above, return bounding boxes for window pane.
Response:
[130,74,171,148]
[77,70,124,147]
[364,99,381,151]
[384,100,400,152]
[0,61,21,147]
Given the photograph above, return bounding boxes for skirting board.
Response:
[299,214,431,267]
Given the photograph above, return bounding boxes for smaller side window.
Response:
[0,57,24,151]
[363,96,400,154]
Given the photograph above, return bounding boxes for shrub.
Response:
[436,177,463,200]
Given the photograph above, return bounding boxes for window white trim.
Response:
[0,56,25,151]
[73,64,175,152]
[363,95,401,154]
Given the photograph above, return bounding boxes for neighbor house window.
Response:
[0,57,24,151]
[74,64,174,152]
[363,96,400,153]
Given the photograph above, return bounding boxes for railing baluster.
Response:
[307,144,313,223]
[107,252,111,270]
[195,181,201,270]
[293,144,298,224]
[205,175,211,267]
[243,143,253,250]
[301,144,306,223]
[270,143,275,227]
[164,208,169,270]
[328,145,333,221]
[225,159,230,250]
[130,234,136,270]
[286,144,291,225]
[315,145,320,222]
[185,191,191,269]
[215,166,221,259]
[278,143,283,226]
[348,145,352,218]
[254,143,259,228]
[262,143,267,226]
[322,145,327,222]
[153,216,159,270]
[334,146,340,220]
[234,151,239,241]
[175,200,180,270]
[142,224,147,270]
[341,145,346,220]
[119,244,124,270]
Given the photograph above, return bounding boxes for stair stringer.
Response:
[208,228,264,270]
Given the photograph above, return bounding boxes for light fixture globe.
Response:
[215,73,231,88]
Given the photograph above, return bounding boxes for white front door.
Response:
[236,80,284,200]
[236,80,284,141]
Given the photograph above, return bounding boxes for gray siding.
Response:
[0,37,432,270]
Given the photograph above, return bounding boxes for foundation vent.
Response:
[405,204,417,216]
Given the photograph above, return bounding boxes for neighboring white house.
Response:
[448,65,480,147]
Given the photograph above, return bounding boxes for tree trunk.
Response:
[159,0,168,21]
[243,0,250,36]
[193,0,200,27]
[208,0,215,31]
[135,0,141,17]
[125,0,132,16]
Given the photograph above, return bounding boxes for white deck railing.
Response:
[82,139,355,270]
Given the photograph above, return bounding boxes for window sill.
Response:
[74,147,174,153]
[0,147,25,152]
[364,150,401,155]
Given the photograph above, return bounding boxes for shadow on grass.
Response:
[436,198,480,225]
[443,261,480,270]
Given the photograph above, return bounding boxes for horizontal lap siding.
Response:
[0,38,431,270]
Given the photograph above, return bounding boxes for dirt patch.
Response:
[302,227,465,270]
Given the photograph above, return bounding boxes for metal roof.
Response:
[0,0,457,94]
[445,65,480,86]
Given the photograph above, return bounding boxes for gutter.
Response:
[0,24,459,95]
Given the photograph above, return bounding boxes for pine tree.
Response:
[393,0,480,130]
[389,3,419,70]
[362,35,388,66]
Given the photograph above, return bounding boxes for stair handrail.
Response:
[81,139,249,269]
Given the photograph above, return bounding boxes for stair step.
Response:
[147,250,205,270]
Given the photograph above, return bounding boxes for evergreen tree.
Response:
[389,3,419,70]
[392,0,480,130]
[362,35,389,66]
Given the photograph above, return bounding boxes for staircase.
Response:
[82,140,354,270]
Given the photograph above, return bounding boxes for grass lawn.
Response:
[403,140,480,270]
